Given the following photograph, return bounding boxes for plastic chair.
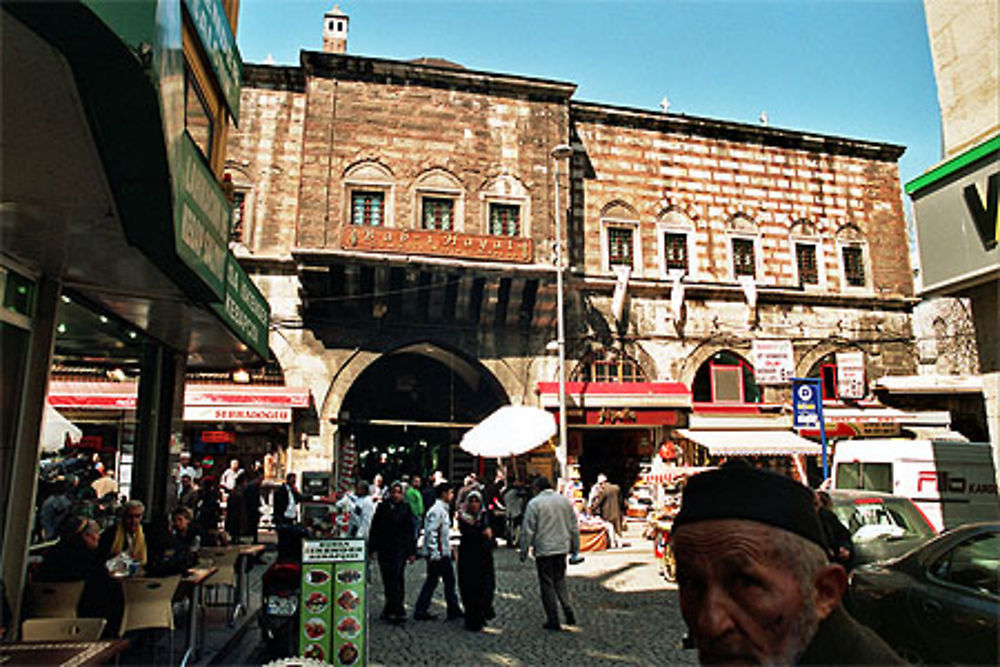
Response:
[24,581,85,619]
[119,575,181,635]
[21,617,107,641]
[197,546,240,621]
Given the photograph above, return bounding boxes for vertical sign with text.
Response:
[301,539,367,666]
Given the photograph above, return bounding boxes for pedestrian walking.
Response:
[457,490,496,631]
[413,483,463,621]
[596,476,624,548]
[195,477,225,545]
[520,475,579,631]
[244,472,262,542]
[273,472,302,526]
[405,474,425,540]
[672,463,903,665]
[225,471,250,542]
[353,480,377,538]
[369,481,417,623]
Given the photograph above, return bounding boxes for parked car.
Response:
[848,522,1000,665]
[828,490,937,565]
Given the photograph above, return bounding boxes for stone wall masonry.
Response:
[284,77,569,258]
[226,86,307,255]
[572,119,912,298]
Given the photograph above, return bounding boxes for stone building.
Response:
[226,9,916,487]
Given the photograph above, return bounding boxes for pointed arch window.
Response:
[692,351,761,403]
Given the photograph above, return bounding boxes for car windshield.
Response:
[832,497,936,543]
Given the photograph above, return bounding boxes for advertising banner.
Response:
[301,539,367,666]
[752,340,794,385]
[836,351,866,400]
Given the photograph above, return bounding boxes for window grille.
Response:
[489,204,520,236]
[351,191,384,226]
[230,190,246,243]
[663,232,689,272]
[796,243,819,285]
[732,238,756,277]
[842,246,866,287]
[608,227,634,268]
[421,197,454,231]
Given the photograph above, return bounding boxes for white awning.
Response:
[676,429,822,456]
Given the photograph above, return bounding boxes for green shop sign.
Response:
[183,0,241,122]
[212,255,270,359]
[175,134,229,299]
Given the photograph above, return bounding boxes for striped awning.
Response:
[676,429,822,456]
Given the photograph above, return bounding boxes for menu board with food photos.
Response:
[301,538,367,666]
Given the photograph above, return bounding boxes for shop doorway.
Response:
[339,342,507,483]
[578,428,650,502]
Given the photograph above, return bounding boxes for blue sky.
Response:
[236,0,942,186]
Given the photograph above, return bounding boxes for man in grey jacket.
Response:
[413,483,463,620]
[520,475,580,630]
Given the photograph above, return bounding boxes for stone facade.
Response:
[227,45,917,469]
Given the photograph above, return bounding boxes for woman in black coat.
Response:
[456,491,496,631]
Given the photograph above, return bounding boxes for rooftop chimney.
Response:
[323,5,348,54]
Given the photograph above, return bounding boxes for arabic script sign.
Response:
[341,226,533,263]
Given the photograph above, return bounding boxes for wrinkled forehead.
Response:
[674,518,778,567]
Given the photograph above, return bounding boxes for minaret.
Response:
[323,5,348,54]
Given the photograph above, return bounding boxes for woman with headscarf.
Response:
[456,490,496,631]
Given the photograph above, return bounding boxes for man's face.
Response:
[123,507,143,534]
[442,489,454,504]
[390,485,404,503]
[172,513,190,533]
[181,475,192,489]
[412,476,422,488]
[674,519,819,665]
[80,520,100,550]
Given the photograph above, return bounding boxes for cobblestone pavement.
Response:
[368,526,697,667]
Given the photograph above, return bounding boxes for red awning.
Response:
[47,381,311,414]
[537,381,691,409]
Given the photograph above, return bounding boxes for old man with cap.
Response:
[672,463,903,665]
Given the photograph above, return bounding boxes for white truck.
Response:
[832,438,1000,532]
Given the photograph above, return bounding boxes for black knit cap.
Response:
[673,462,826,548]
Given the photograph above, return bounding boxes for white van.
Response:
[832,438,1000,532]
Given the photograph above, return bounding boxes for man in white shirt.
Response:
[220,459,241,495]
[413,483,462,621]
[353,481,377,539]
[176,453,198,497]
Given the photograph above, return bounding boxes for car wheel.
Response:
[894,645,925,666]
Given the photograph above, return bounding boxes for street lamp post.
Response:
[551,143,572,483]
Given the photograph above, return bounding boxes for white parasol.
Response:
[40,404,82,453]
[459,405,556,458]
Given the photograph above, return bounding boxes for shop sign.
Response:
[301,539,367,666]
[210,255,271,359]
[184,406,291,423]
[182,0,241,121]
[175,135,229,300]
[752,340,794,385]
[200,430,235,443]
[836,351,866,400]
[341,226,533,263]
[582,408,679,426]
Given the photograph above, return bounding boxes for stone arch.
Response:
[835,222,865,241]
[677,339,751,388]
[413,166,463,191]
[343,159,394,181]
[726,211,758,233]
[480,173,529,199]
[795,340,865,378]
[600,199,639,220]
[657,207,695,228]
[789,218,817,236]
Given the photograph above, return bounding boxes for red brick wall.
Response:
[572,118,913,297]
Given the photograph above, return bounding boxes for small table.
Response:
[232,544,266,623]
[0,640,129,666]
[179,567,217,667]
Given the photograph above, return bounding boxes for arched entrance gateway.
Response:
[338,343,509,482]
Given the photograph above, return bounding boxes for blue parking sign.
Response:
[793,381,821,428]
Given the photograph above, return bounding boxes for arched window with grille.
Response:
[692,350,762,403]
[571,347,648,383]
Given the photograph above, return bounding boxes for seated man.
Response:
[672,463,904,665]
[98,499,147,566]
[147,507,202,576]
[35,517,124,637]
